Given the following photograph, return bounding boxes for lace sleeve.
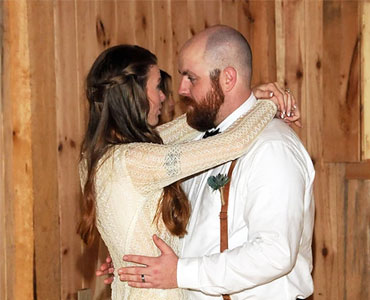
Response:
[125,100,277,194]
[156,114,200,144]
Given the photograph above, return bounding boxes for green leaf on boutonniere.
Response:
[207,173,230,191]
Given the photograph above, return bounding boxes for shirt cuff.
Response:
[177,257,200,290]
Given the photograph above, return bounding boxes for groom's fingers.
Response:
[119,273,150,283]
[118,265,147,276]
[123,254,152,266]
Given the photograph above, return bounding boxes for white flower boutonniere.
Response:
[207,173,230,205]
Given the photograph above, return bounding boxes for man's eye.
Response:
[188,76,195,83]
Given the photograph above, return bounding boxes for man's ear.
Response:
[220,67,237,92]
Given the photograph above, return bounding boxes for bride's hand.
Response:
[253,82,302,128]
[96,255,114,285]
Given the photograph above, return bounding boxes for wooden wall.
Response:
[0,1,368,299]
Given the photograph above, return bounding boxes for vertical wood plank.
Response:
[221,0,238,29]
[305,0,323,162]
[275,0,285,89]
[134,0,154,50]
[95,0,118,48]
[323,1,360,162]
[54,1,98,299]
[116,0,136,44]
[171,0,189,116]
[27,0,60,299]
[362,2,370,160]
[203,0,221,29]
[342,180,369,299]
[153,0,173,74]
[187,0,206,36]
[75,2,119,300]
[302,2,325,299]
[0,0,6,297]
[311,163,345,299]
[277,0,307,144]
[0,2,10,299]
[238,1,276,86]
[2,0,35,299]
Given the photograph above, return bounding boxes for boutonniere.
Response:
[207,173,230,205]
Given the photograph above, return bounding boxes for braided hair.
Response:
[78,45,190,245]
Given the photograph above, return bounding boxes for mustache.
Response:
[180,96,196,105]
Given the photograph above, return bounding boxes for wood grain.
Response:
[362,2,370,160]
[238,1,276,86]
[27,0,60,299]
[1,1,369,300]
[341,179,369,299]
[323,1,361,162]
[3,0,35,299]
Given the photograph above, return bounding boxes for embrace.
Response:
[78,25,315,300]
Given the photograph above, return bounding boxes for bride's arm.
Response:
[125,100,277,194]
[156,114,200,144]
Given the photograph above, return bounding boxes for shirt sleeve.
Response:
[124,100,277,195]
[177,140,308,295]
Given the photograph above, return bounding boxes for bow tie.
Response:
[203,128,221,139]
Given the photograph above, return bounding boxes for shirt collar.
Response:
[216,92,257,132]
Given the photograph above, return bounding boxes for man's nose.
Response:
[178,78,190,97]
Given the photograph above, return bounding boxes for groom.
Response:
[104,25,314,300]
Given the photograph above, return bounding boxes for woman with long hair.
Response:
[78,44,278,299]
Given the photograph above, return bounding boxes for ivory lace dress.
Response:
[79,100,276,300]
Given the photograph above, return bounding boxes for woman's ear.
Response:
[221,67,237,92]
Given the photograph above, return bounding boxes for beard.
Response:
[183,73,224,131]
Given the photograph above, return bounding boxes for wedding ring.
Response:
[141,274,145,283]
[285,88,291,94]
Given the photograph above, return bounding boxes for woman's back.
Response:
[81,145,187,299]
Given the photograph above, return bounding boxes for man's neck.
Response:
[215,90,252,126]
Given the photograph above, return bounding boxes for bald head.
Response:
[182,25,252,84]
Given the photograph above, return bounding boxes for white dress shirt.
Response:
[178,94,315,300]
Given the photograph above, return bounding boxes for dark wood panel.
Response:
[323,1,361,162]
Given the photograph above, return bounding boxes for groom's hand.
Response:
[118,234,178,289]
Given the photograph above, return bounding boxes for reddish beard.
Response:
[183,74,224,131]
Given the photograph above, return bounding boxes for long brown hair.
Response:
[78,45,190,245]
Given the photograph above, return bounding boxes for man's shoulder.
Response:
[240,119,311,164]
[237,119,315,177]
[258,119,298,143]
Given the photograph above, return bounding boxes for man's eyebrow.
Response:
[178,69,194,76]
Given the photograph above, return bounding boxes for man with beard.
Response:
[118,25,315,300]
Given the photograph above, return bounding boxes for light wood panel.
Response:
[362,2,370,160]
[54,1,90,299]
[2,0,35,299]
[27,0,60,299]
[0,1,5,298]
[238,1,276,86]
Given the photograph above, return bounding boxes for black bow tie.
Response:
[203,128,221,139]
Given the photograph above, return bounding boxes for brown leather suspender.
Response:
[220,159,237,300]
